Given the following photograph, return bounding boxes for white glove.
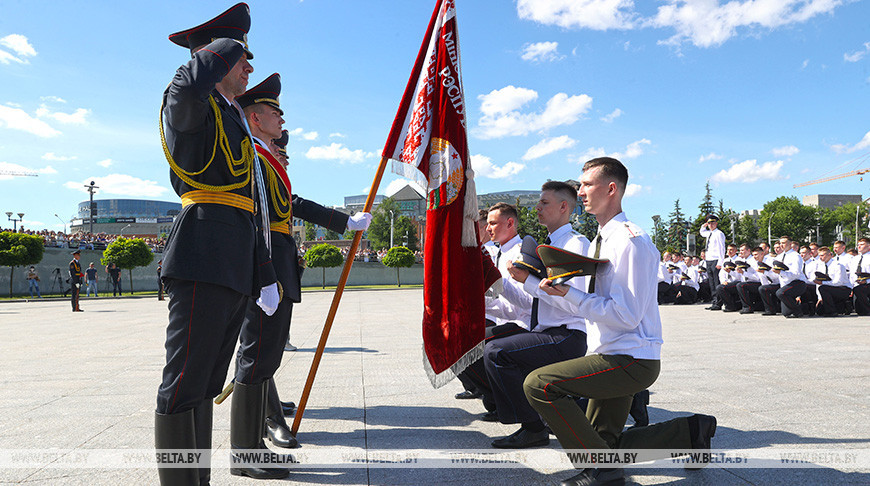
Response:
[256,283,280,316]
[347,212,373,231]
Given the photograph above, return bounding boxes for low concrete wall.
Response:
[0,247,423,296]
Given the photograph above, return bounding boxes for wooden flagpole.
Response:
[291,156,391,435]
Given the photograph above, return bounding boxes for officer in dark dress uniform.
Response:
[69,250,83,312]
[155,5,279,486]
[230,74,372,479]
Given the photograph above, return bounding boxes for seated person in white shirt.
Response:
[768,235,807,318]
[849,237,870,315]
[657,251,676,304]
[493,181,590,449]
[695,255,712,302]
[674,254,700,305]
[456,203,533,418]
[716,244,748,312]
[736,247,766,313]
[814,246,853,317]
[799,245,818,316]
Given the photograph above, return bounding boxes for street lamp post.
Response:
[389,210,394,248]
[651,215,660,248]
[119,224,132,236]
[5,212,24,232]
[767,211,775,246]
[85,181,99,235]
[54,213,67,234]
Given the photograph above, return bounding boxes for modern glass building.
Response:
[70,199,181,236]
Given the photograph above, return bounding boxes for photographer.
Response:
[26,266,42,299]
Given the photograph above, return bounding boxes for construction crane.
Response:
[793,168,869,188]
[0,169,38,177]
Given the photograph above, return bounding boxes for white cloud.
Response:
[0,161,35,180]
[97,159,113,168]
[474,86,592,139]
[771,145,799,157]
[35,104,90,125]
[0,105,60,137]
[305,143,375,164]
[520,41,564,62]
[38,165,57,174]
[42,152,77,161]
[40,96,66,104]
[831,130,870,154]
[0,34,36,64]
[64,174,169,198]
[384,178,426,197]
[522,135,577,160]
[624,183,645,197]
[844,42,870,63]
[516,0,844,49]
[288,127,318,140]
[801,59,810,69]
[0,34,36,57]
[579,139,650,162]
[329,132,346,138]
[698,152,723,163]
[710,159,785,183]
[517,0,638,30]
[600,108,623,123]
[471,154,525,179]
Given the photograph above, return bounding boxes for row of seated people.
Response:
[657,235,870,318]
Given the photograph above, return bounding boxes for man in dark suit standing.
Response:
[155,5,280,485]
[68,250,83,312]
[229,74,371,479]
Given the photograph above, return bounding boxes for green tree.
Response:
[0,232,44,297]
[735,214,759,247]
[690,181,716,236]
[517,206,547,243]
[571,210,598,241]
[304,221,317,241]
[823,201,870,246]
[304,243,343,288]
[666,199,688,252]
[758,196,818,246]
[381,246,416,286]
[651,215,666,252]
[366,197,399,250]
[323,228,342,241]
[101,237,154,294]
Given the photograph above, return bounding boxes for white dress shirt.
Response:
[512,224,590,333]
[776,249,804,287]
[484,235,532,328]
[849,251,870,287]
[817,259,851,289]
[562,212,663,360]
[700,226,726,266]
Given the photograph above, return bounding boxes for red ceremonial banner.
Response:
[382,0,485,387]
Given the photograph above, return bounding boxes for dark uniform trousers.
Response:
[800,283,818,316]
[853,283,870,315]
[525,355,692,454]
[657,281,675,304]
[706,260,721,306]
[716,282,741,311]
[485,326,586,424]
[776,280,807,317]
[458,321,525,411]
[697,280,712,302]
[157,278,250,414]
[759,283,781,314]
[736,281,763,311]
[235,294,293,385]
[673,285,697,305]
[818,285,852,316]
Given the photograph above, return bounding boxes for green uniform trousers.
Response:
[524,354,691,454]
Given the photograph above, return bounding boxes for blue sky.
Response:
[2,0,869,235]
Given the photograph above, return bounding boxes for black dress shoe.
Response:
[480,410,499,422]
[491,427,549,449]
[265,417,298,448]
[560,468,625,486]
[685,414,717,470]
[722,308,739,313]
[761,311,777,316]
[281,401,296,416]
[784,313,803,319]
[455,390,482,400]
[706,305,721,311]
[738,308,754,314]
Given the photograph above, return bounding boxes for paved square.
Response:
[1,290,867,485]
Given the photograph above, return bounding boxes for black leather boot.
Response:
[628,390,650,428]
[230,381,290,479]
[265,385,298,448]
[192,400,213,486]
[155,409,198,486]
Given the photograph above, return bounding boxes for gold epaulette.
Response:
[181,190,254,213]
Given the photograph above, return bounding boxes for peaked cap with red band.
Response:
[169,3,253,59]
[274,129,289,157]
[237,73,282,115]
[536,244,609,286]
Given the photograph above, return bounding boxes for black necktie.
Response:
[495,249,502,267]
[529,236,552,330]
[588,234,602,293]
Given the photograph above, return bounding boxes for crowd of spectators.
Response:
[297,243,424,264]
[0,226,167,253]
